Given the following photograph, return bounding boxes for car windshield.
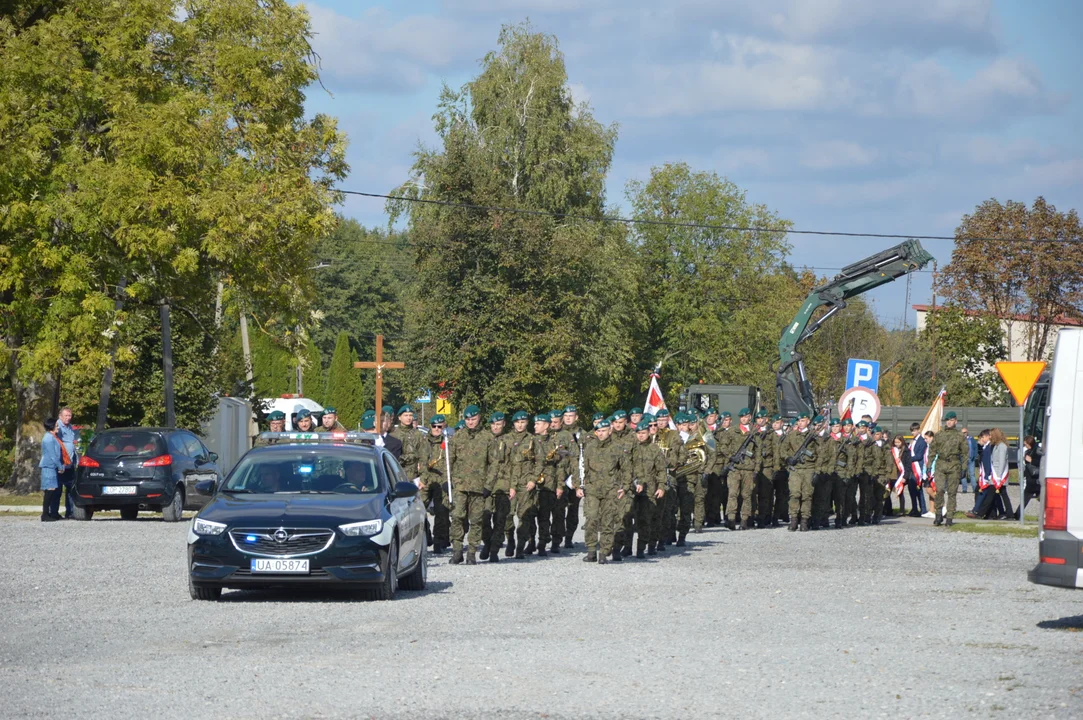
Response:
[223,448,383,495]
[89,431,164,458]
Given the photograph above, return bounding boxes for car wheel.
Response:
[370,539,399,601]
[188,573,221,601]
[71,504,93,521]
[399,541,427,592]
[161,487,184,522]
[120,507,138,521]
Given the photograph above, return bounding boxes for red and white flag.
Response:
[918,387,946,438]
[840,397,855,423]
[643,373,676,428]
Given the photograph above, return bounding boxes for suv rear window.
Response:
[90,432,165,458]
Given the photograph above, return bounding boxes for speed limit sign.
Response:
[838,386,881,422]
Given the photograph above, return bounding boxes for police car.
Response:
[187,431,427,601]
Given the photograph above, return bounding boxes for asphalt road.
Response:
[0,513,1080,719]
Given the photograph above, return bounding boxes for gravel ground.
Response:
[0,511,1080,720]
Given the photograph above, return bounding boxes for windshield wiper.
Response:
[220,488,252,494]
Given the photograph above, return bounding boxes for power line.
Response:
[342,189,1078,244]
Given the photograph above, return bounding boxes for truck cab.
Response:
[1028,329,1082,590]
[681,385,762,421]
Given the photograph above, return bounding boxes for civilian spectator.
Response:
[969,428,1013,519]
[37,418,67,522]
[960,427,977,493]
[55,406,78,519]
[1016,435,1042,520]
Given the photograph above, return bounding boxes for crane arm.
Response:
[776,239,935,418]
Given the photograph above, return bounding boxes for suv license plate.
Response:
[251,558,309,574]
[103,486,137,495]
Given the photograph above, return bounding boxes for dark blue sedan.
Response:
[187,432,427,601]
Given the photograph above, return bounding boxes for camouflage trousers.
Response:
[450,490,485,550]
[583,493,621,556]
[420,480,450,548]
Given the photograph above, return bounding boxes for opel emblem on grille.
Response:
[273,528,289,543]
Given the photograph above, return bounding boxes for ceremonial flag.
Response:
[840,397,855,423]
[918,387,946,437]
[644,373,667,417]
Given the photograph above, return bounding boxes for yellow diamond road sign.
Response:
[995,361,1047,405]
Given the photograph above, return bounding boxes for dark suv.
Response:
[73,428,221,521]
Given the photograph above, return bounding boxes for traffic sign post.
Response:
[995,361,1047,527]
[838,386,882,423]
[846,359,881,394]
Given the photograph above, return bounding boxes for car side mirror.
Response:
[208,451,218,464]
[195,479,217,495]
[393,481,419,499]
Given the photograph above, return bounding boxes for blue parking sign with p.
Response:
[846,359,880,393]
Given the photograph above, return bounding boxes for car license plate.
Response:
[88,471,105,478]
[251,558,309,574]
[103,486,137,495]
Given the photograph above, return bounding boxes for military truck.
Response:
[680,384,762,420]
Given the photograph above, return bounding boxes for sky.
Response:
[297,0,1082,328]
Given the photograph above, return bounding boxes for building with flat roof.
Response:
[912,304,1083,362]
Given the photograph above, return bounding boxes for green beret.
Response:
[398,405,413,415]
[612,409,628,420]
[322,406,336,414]
[430,414,446,426]
[563,405,577,414]
[797,412,810,420]
[739,407,751,416]
[944,411,957,420]
[296,408,311,419]
[707,407,718,415]
[813,414,824,423]
[512,411,529,421]
[361,416,375,430]
[463,404,480,418]
[636,419,651,431]
[592,412,605,421]
[857,420,868,428]
[489,411,505,422]
[381,405,394,414]
[596,419,611,429]
[362,409,376,418]
[630,407,644,415]
[534,413,551,422]
[830,417,841,425]
[771,414,781,421]
[267,411,285,421]
[656,408,670,418]
[455,420,465,429]
[842,417,854,426]
[721,411,732,418]
[756,410,768,418]
[549,411,562,420]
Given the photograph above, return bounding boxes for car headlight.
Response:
[339,519,382,537]
[192,517,227,536]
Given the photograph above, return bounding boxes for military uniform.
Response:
[578,423,633,563]
[448,406,490,564]
[753,414,775,526]
[652,411,684,545]
[506,415,542,558]
[781,417,818,530]
[390,420,424,480]
[554,411,583,547]
[720,416,759,529]
[534,416,563,554]
[630,426,667,556]
[418,417,451,552]
[674,414,706,544]
[930,414,968,525]
[482,418,514,562]
[768,418,790,524]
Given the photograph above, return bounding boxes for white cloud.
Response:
[306,4,483,93]
[799,140,878,170]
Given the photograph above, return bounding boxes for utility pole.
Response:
[160,300,175,428]
[930,260,938,384]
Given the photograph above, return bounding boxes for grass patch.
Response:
[948,522,1038,539]
[0,491,44,506]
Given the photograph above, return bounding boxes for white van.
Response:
[1028,328,1083,589]
[260,396,325,432]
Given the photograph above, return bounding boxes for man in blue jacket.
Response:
[961,427,978,493]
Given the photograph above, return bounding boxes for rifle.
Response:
[786,428,818,467]
[577,431,585,491]
[723,430,757,475]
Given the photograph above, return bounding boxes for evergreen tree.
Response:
[325,332,364,429]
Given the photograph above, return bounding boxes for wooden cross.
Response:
[353,335,404,432]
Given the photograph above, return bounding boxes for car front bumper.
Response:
[188,537,388,589]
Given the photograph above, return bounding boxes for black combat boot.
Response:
[654,541,665,553]
[450,546,464,565]
[676,532,687,547]
[597,553,608,564]
[741,517,753,530]
[465,546,477,565]
[515,540,526,560]
[934,515,943,526]
[564,535,574,549]
[788,518,798,532]
[611,549,622,562]
[799,519,809,532]
[488,544,499,562]
[478,544,491,561]
[550,540,561,554]
[636,543,647,559]
[583,551,597,563]
[621,545,633,557]
[505,533,515,558]
[647,543,657,556]
[724,518,736,531]
[537,542,548,557]
[525,538,536,554]
[835,516,845,529]
[945,517,953,527]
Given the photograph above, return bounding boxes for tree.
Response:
[324,332,364,429]
[388,22,641,412]
[0,0,347,490]
[939,197,1083,361]
[625,162,796,401]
